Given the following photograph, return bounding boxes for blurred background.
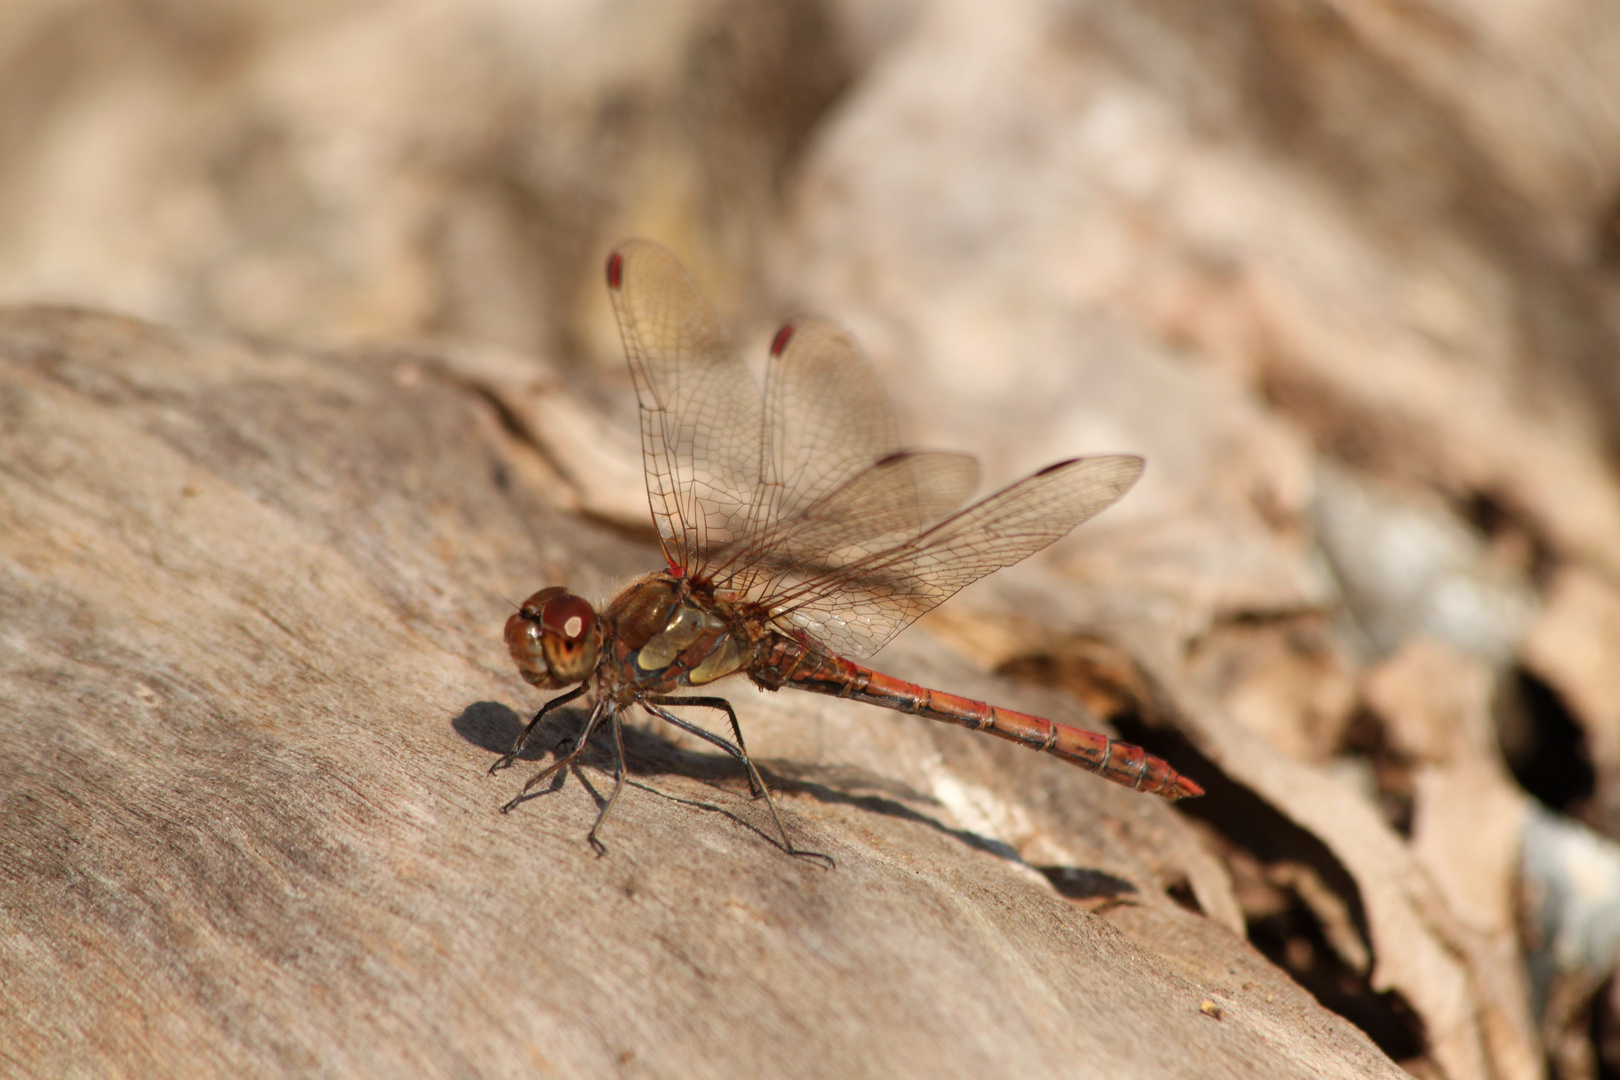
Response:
[5,0,1620,1076]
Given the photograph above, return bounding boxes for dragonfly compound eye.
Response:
[538,593,601,684]
[505,588,599,688]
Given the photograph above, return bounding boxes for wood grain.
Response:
[0,308,1401,1079]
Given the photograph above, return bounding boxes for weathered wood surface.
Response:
[0,308,1399,1079]
[5,0,1620,1076]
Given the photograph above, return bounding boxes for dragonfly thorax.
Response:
[506,586,602,688]
[606,573,755,688]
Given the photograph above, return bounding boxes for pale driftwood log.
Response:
[0,308,1400,1078]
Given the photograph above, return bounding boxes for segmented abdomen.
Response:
[760,640,1201,801]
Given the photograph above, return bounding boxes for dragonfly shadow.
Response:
[758,764,1024,864]
[452,701,533,756]
[452,700,1076,870]
[1037,866,1140,903]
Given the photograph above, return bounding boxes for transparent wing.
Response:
[605,242,1143,662]
[762,317,902,519]
[607,242,970,581]
[606,240,765,573]
[704,316,977,591]
[767,455,1146,659]
[709,448,981,601]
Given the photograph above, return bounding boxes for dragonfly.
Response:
[493,239,1201,855]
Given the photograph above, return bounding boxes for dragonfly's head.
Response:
[506,587,602,688]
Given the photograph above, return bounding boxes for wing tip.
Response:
[1035,453,1145,484]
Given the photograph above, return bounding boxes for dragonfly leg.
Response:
[641,697,826,865]
[500,697,611,814]
[647,694,764,796]
[586,709,631,857]
[490,682,590,774]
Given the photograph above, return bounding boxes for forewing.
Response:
[606,240,765,572]
[714,449,980,601]
[762,317,902,517]
[770,455,1145,659]
[707,316,912,592]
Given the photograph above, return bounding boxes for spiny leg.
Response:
[490,682,589,774]
[642,698,824,864]
[648,694,764,796]
[500,697,611,814]
[586,708,631,857]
